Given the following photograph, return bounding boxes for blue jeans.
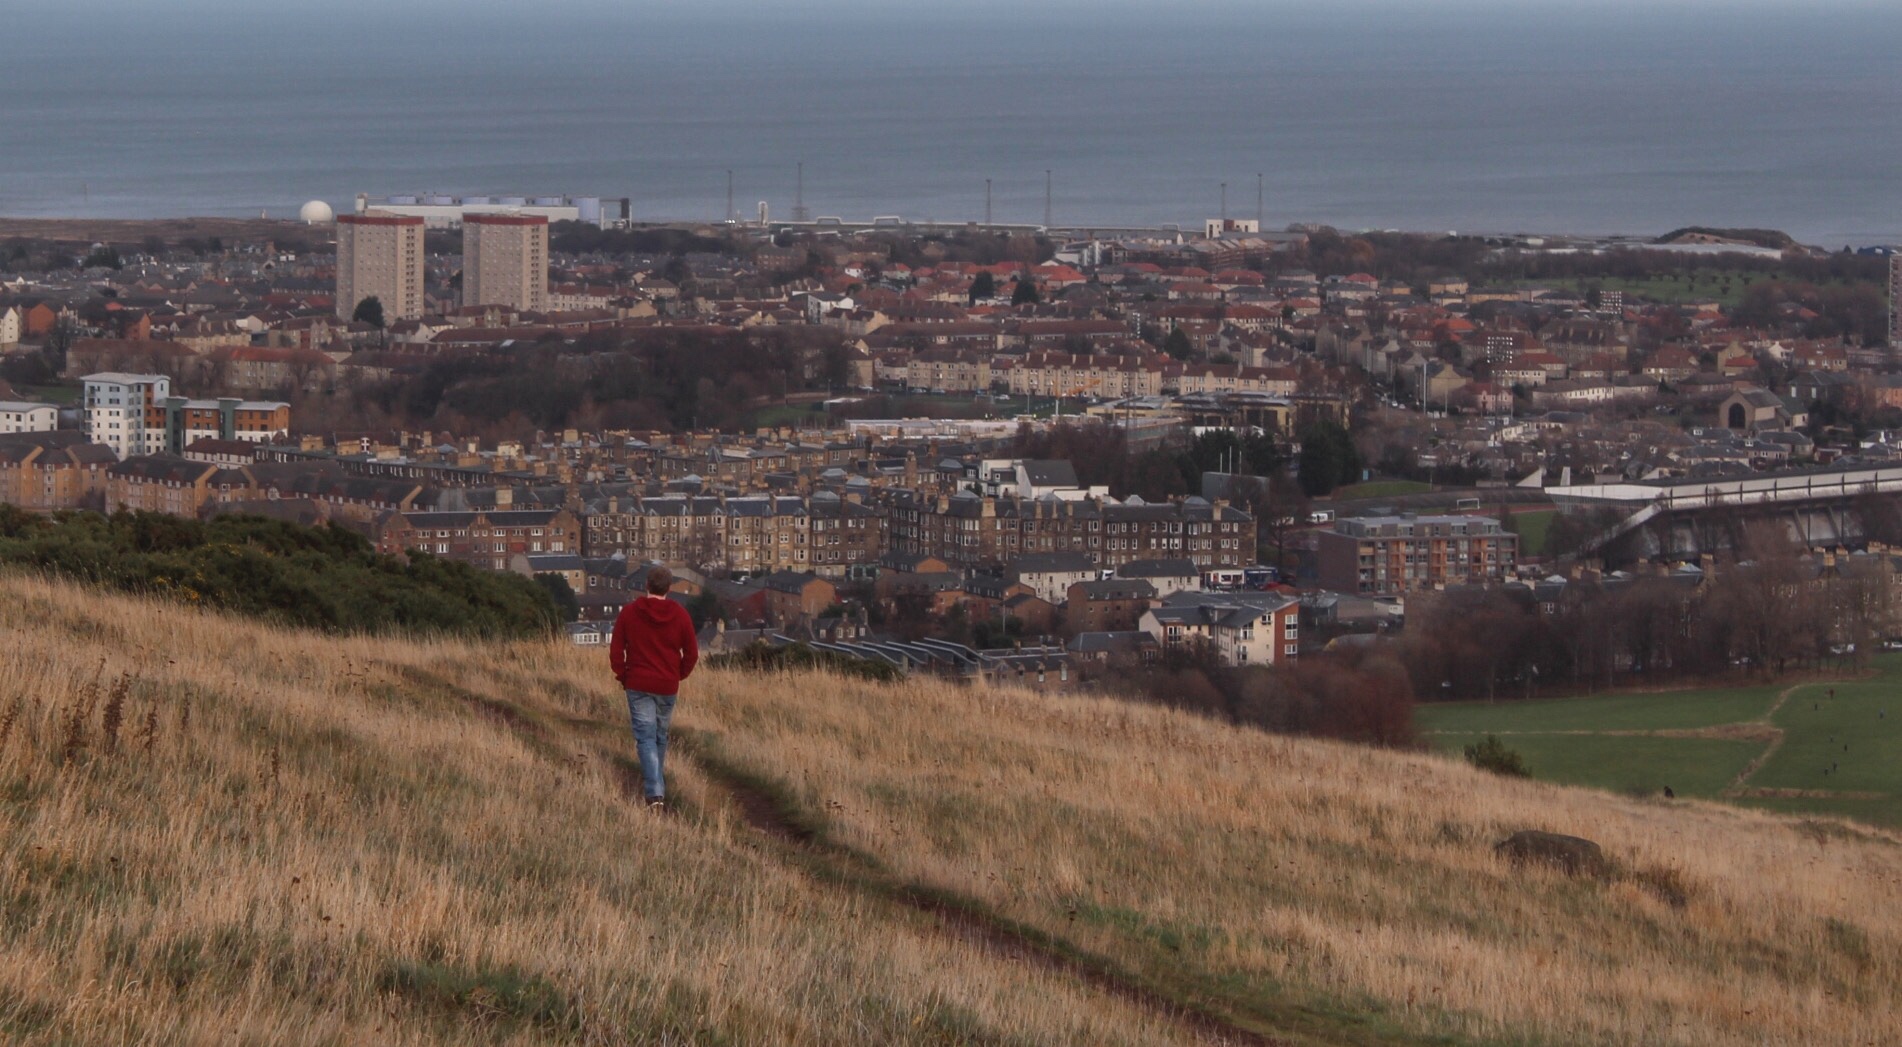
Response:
[625,690,677,799]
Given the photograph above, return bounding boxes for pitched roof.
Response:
[1067,631,1160,654]
[1069,579,1158,601]
[760,570,830,594]
[106,454,228,485]
[1019,460,1079,488]
[1008,551,1097,575]
[1117,557,1201,579]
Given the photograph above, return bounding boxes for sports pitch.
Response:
[1421,658,1902,828]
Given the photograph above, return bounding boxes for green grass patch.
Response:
[1431,732,1760,798]
[1748,673,1902,801]
[1510,271,1866,309]
[1418,683,1787,734]
[1422,659,1902,827]
[15,382,80,406]
[742,403,829,429]
[379,960,581,1035]
[1070,901,1222,957]
[1510,509,1556,556]
[1735,795,1902,831]
[902,392,1046,418]
[1330,479,1433,500]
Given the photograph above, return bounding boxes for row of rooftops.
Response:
[79,447,1247,526]
[0,431,120,467]
[892,489,1251,522]
[1330,515,1514,538]
[1144,589,1299,630]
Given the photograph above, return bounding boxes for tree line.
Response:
[307,327,853,440]
[1401,527,1892,700]
[1100,642,1417,749]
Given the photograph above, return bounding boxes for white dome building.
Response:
[298,199,335,225]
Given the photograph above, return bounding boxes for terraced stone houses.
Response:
[580,491,884,578]
[374,508,583,572]
[1002,352,1164,399]
[0,433,116,511]
[888,491,1252,570]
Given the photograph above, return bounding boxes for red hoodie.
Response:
[609,596,700,696]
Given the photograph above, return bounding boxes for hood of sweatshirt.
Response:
[630,596,679,624]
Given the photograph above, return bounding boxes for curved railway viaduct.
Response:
[1546,463,1902,564]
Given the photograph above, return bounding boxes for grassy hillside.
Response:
[3,572,1900,1045]
[0,573,1190,1045]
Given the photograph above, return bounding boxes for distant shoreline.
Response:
[0,216,322,247]
[0,215,1873,253]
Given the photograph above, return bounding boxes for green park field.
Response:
[1329,478,1434,500]
[14,380,81,406]
[1509,508,1556,556]
[1517,269,1870,310]
[741,402,830,429]
[1421,660,1902,829]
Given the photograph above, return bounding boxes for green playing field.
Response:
[1420,659,1902,828]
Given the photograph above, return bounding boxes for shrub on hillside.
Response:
[1464,734,1530,777]
[0,506,559,639]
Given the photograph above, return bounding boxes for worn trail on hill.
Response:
[672,729,1289,1047]
[1722,680,1806,797]
[406,662,1301,1045]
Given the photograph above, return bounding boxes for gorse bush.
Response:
[1464,733,1531,777]
[0,505,558,639]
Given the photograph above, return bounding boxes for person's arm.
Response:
[608,607,629,684]
[677,609,700,681]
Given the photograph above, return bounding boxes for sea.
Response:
[4,0,1901,246]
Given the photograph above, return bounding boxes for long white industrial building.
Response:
[1548,463,1902,510]
[352,193,629,229]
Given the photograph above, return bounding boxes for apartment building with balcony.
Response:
[1139,589,1300,667]
[1315,514,1518,596]
[82,374,289,460]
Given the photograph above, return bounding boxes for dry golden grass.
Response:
[6,569,1901,1046]
[681,668,1902,1047]
[0,572,1200,1046]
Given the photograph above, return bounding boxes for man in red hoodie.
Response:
[609,566,700,810]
